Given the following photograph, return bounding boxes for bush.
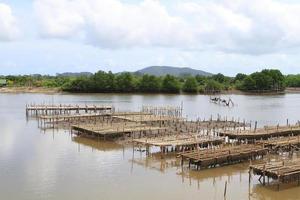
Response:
[182,76,198,93]
[161,75,181,93]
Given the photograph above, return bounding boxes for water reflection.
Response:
[72,136,124,152]
[2,93,300,200]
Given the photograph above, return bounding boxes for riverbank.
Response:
[0,87,61,94]
[285,87,300,93]
[1,86,300,95]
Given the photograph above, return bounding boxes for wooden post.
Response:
[263,165,266,185]
[224,181,227,198]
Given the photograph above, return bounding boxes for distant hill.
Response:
[135,66,212,76]
[56,72,93,77]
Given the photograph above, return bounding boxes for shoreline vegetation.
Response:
[1,69,300,94]
[1,86,300,94]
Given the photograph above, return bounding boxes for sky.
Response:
[1,0,300,76]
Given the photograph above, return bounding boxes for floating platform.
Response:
[259,136,300,152]
[133,134,224,154]
[219,125,300,140]
[71,122,167,140]
[250,159,300,190]
[38,112,152,127]
[112,114,183,123]
[178,144,268,170]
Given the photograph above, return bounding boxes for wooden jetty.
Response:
[174,119,249,131]
[71,122,167,140]
[259,136,300,152]
[112,114,183,123]
[133,134,224,156]
[250,159,300,190]
[26,104,113,116]
[178,144,268,170]
[37,112,152,128]
[219,124,300,141]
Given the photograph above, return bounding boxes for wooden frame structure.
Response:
[178,144,268,170]
[71,122,167,140]
[258,136,300,153]
[26,104,113,116]
[250,159,300,190]
[133,134,224,157]
[219,124,300,141]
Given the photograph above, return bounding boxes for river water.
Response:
[1,93,300,200]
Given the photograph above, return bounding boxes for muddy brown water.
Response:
[1,93,300,200]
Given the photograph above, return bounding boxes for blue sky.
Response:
[1,0,300,76]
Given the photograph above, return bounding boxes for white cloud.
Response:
[34,0,84,38]
[0,3,19,41]
[34,0,300,55]
[34,0,189,47]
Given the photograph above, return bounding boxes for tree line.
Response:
[1,69,299,93]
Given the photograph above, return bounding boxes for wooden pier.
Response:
[37,112,152,128]
[26,104,113,116]
[178,144,268,170]
[219,124,300,140]
[133,134,224,156]
[112,114,183,123]
[258,136,300,152]
[71,122,167,140]
[250,159,300,190]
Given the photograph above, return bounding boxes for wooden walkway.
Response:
[71,122,167,140]
[133,134,224,155]
[133,134,224,158]
[259,136,300,152]
[219,124,300,140]
[38,112,152,127]
[26,104,113,116]
[178,144,268,170]
[112,115,183,123]
[250,159,300,190]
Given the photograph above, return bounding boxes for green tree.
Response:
[161,75,181,93]
[241,76,256,90]
[92,71,115,92]
[204,79,222,93]
[195,75,207,85]
[212,73,226,83]
[138,74,161,92]
[63,76,93,92]
[285,74,300,87]
[234,73,247,82]
[182,76,198,93]
[115,72,136,92]
[261,69,284,90]
[240,69,285,91]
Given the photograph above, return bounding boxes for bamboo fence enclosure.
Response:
[112,115,183,123]
[24,103,300,190]
[250,159,300,190]
[26,104,113,116]
[178,144,268,170]
[258,136,300,152]
[71,122,167,140]
[219,124,300,140]
[133,134,224,157]
[141,105,183,117]
[37,112,152,128]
